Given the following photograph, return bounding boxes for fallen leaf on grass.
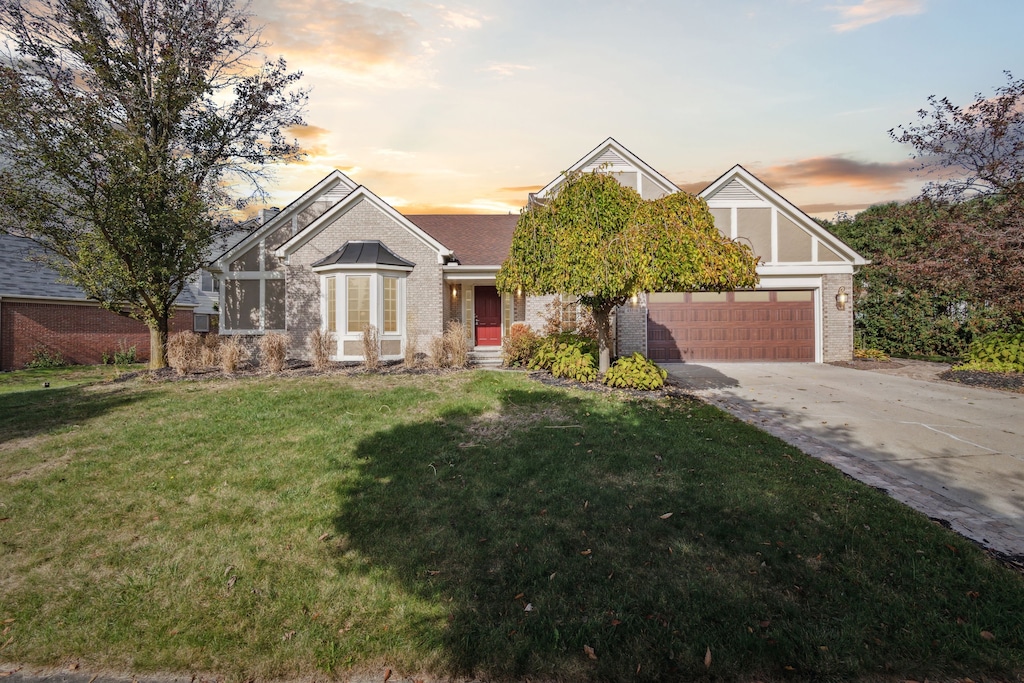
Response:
[318,532,330,542]
[981,631,995,641]
[0,638,12,652]
[282,630,295,641]
[584,645,597,660]
[227,576,237,589]
[383,668,392,682]
[580,549,592,556]
[524,603,535,612]
[659,512,673,519]
[611,619,622,626]
[513,592,525,600]
[704,646,711,668]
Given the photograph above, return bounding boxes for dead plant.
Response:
[443,320,468,369]
[362,324,380,371]
[167,331,202,375]
[259,332,288,373]
[309,328,335,371]
[219,337,248,374]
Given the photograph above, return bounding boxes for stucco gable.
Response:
[275,186,453,265]
[535,137,680,202]
[701,165,867,266]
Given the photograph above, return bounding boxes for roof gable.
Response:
[214,169,359,268]
[275,186,453,264]
[535,137,680,201]
[700,165,867,265]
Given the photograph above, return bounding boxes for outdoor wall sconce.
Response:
[835,286,848,311]
[516,286,522,297]
[451,285,458,299]
[630,293,639,306]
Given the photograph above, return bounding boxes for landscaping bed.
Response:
[940,369,1024,393]
[2,368,1023,682]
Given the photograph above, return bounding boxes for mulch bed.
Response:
[830,359,906,371]
[939,369,1024,393]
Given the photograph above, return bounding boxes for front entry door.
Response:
[474,286,502,346]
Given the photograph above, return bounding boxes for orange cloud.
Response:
[254,0,420,71]
[829,0,925,32]
[285,124,332,159]
[674,180,713,194]
[758,156,917,193]
[498,185,543,194]
[800,201,881,216]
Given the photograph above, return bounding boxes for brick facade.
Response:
[284,198,444,360]
[616,299,647,356]
[1,300,193,370]
[821,273,854,362]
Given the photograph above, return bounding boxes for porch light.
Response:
[630,293,639,305]
[835,286,848,311]
[451,285,458,299]
[516,286,522,297]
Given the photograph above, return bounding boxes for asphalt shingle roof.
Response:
[0,233,197,305]
[405,214,518,266]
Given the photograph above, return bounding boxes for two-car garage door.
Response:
[647,290,815,362]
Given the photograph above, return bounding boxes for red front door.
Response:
[474,286,502,346]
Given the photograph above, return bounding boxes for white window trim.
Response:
[318,270,407,361]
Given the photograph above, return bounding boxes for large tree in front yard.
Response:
[0,0,307,368]
[496,172,759,372]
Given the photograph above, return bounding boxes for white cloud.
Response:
[480,62,534,78]
[829,0,925,32]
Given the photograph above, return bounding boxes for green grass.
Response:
[0,363,140,395]
[1,367,1023,682]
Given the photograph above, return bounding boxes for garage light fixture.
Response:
[451,285,458,299]
[835,286,848,311]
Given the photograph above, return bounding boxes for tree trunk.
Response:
[148,316,169,370]
[593,305,614,373]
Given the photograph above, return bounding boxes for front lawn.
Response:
[1,369,1022,681]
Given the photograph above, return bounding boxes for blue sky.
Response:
[248,0,1023,217]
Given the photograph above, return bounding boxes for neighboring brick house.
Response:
[0,234,197,370]
[210,138,866,364]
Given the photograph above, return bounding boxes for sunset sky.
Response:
[246,0,1022,218]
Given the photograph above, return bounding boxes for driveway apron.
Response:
[665,362,1024,557]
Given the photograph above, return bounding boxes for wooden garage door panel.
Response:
[648,291,814,362]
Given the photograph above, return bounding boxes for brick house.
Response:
[0,233,197,370]
[210,138,866,364]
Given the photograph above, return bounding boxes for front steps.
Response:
[468,346,503,368]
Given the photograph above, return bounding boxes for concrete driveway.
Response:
[665,362,1024,557]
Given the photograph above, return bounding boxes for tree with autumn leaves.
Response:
[496,172,759,372]
[0,0,306,369]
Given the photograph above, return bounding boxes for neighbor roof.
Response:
[0,233,197,305]
[312,240,415,269]
[407,214,518,266]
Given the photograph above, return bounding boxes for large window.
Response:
[326,276,337,332]
[383,276,398,334]
[347,276,370,333]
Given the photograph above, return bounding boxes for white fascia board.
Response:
[757,264,854,276]
[702,165,867,266]
[275,186,453,263]
[214,170,357,269]
[536,137,682,199]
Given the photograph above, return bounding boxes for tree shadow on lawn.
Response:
[0,383,142,447]
[333,384,1024,682]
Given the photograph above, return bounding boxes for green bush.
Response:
[957,331,1024,372]
[602,352,667,390]
[527,333,597,371]
[25,346,68,369]
[550,344,597,383]
[503,323,541,367]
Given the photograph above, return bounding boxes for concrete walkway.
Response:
[665,362,1024,557]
